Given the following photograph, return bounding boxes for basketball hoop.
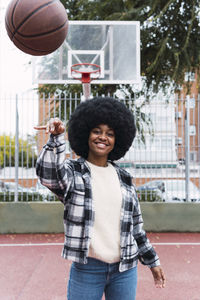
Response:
[71,63,101,100]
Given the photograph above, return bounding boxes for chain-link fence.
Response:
[0,92,199,202]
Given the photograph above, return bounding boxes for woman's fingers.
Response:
[33,126,47,130]
[49,119,65,134]
[34,124,50,133]
[34,118,65,135]
[150,266,166,288]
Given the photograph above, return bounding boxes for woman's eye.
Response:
[93,130,100,134]
[108,132,114,137]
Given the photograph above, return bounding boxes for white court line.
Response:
[152,242,200,246]
[0,242,200,247]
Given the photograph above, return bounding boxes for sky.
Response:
[0,0,38,135]
[0,0,33,94]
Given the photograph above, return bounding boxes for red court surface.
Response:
[0,232,200,300]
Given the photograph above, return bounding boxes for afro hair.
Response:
[68,97,136,161]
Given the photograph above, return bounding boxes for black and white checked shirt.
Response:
[36,133,160,272]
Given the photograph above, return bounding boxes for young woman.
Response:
[35,97,165,300]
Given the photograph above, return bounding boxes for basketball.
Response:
[5,0,68,56]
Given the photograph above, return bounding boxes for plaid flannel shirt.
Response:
[36,133,160,272]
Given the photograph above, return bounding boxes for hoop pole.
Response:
[82,83,91,101]
[82,73,91,84]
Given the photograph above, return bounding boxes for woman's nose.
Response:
[99,133,107,140]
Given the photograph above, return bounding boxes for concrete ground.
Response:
[0,232,200,300]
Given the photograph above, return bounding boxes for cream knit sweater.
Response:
[87,161,122,263]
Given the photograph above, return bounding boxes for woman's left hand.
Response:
[150,266,166,288]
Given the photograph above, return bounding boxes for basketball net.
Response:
[71,63,101,101]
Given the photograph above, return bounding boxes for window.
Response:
[190,125,196,136]
[161,138,172,148]
[190,152,197,162]
[189,98,195,109]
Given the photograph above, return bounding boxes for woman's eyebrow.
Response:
[93,126,100,130]
[93,125,114,131]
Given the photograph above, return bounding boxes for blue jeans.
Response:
[67,257,137,300]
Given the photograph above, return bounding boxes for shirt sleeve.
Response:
[36,133,74,203]
[132,187,160,268]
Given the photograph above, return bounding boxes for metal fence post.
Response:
[14,94,19,202]
[185,95,190,202]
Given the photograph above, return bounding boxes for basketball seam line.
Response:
[10,0,21,33]
[15,19,68,38]
[5,16,63,53]
[5,26,58,54]
[11,0,59,38]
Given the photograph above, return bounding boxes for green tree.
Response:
[140,0,200,93]
[79,0,199,92]
[39,0,199,95]
[0,135,37,168]
[36,0,199,147]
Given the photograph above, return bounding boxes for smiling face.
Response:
[87,124,115,166]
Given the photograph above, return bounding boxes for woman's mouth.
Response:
[95,142,108,149]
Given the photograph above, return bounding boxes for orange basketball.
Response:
[5,0,68,56]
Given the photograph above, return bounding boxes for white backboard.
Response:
[32,21,140,85]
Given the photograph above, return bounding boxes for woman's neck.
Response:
[87,155,108,167]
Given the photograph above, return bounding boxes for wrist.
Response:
[46,133,65,148]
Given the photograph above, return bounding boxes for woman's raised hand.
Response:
[34,118,65,135]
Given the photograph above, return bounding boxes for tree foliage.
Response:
[0,135,37,168]
[140,0,200,93]
[39,0,200,95]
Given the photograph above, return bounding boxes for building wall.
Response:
[176,73,200,164]
[124,96,177,167]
